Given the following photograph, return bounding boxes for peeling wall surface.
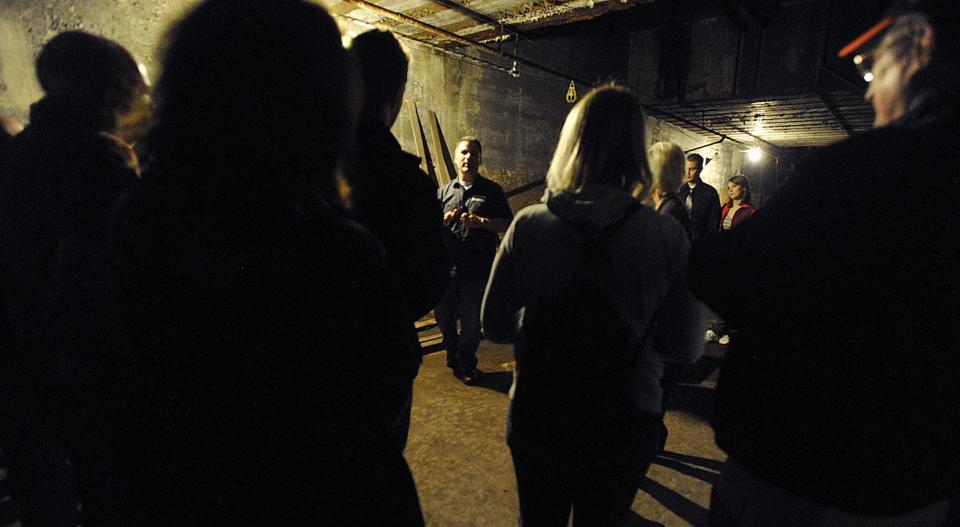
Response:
[0,0,197,121]
[0,0,742,214]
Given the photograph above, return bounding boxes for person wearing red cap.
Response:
[689,1,960,525]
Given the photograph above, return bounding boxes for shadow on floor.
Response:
[638,477,710,527]
[633,451,725,527]
[625,512,666,527]
[474,370,512,395]
[659,451,725,473]
[419,342,445,355]
[653,452,722,485]
[416,320,438,331]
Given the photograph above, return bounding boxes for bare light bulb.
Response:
[748,147,763,162]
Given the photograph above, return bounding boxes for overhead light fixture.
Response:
[747,147,763,162]
[863,72,874,83]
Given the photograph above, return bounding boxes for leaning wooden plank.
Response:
[406,100,434,179]
[427,110,454,187]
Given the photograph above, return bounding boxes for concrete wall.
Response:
[0,0,635,214]
[0,0,746,213]
[0,0,196,121]
[625,0,884,102]
[390,29,631,212]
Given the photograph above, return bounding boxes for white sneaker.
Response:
[718,334,730,345]
[704,329,718,342]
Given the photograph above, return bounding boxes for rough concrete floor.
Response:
[407,322,727,526]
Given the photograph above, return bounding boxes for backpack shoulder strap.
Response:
[576,201,661,365]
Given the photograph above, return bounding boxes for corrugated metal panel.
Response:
[650,91,873,147]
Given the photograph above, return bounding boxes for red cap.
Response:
[837,17,893,58]
[837,0,960,59]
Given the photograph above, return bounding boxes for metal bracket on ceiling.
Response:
[685,136,726,154]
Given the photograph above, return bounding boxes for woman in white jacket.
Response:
[481,85,703,527]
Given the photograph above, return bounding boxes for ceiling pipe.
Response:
[338,11,516,75]
[684,136,726,153]
[340,0,558,73]
[425,0,526,42]
[340,0,780,152]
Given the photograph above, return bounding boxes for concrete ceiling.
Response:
[329,0,656,44]
[331,0,875,148]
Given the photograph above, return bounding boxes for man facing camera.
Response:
[436,137,512,385]
[677,152,721,242]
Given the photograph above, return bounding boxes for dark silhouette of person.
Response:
[348,29,446,453]
[0,113,32,526]
[349,30,446,326]
[115,1,423,524]
[692,1,960,524]
[0,31,147,526]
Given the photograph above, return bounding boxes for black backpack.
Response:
[511,203,655,448]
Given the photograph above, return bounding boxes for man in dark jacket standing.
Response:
[691,1,960,524]
[350,30,446,327]
[677,152,720,242]
[0,31,148,525]
[349,30,445,463]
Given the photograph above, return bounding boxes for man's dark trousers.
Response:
[435,276,486,373]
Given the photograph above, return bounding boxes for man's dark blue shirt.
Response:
[437,176,512,281]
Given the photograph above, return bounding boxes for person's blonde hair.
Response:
[647,141,685,199]
[546,84,651,201]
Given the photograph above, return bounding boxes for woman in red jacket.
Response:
[707,175,758,345]
[720,174,758,231]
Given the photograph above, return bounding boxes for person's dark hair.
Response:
[351,30,408,114]
[458,136,482,156]
[35,31,145,128]
[686,153,704,170]
[727,174,752,204]
[143,0,358,215]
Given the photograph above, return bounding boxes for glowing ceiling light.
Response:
[853,54,863,65]
[748,147,763,162]
[863,72,874,83]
